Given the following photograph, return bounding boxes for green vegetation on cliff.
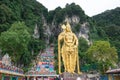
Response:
[93,7,120,61]
[0,0,47,70]
[0,0,119,73]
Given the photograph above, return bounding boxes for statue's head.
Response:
[66,22,72,32]
[61,24,66,31]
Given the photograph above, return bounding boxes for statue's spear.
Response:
[58,38,61,74]
[76,47,81,74]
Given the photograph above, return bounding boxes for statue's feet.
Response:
[59,72,62,74]
[65,70,67,72]
[70,72,75,74]
[68,71,75,74]
[72,71,75,74]
[78,71,82,74]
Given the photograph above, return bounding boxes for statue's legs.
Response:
[71,51,77,73]
[66,53,70,72]
[62,47,67,72]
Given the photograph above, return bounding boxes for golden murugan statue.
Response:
[58,22,81,74]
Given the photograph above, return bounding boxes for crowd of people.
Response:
[0,61,24,74]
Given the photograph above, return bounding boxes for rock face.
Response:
[64,15,80,24]
[33,24,40,39]
[78,22,91,45]
[37,15,91,44]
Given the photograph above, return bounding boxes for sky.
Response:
[36,0,120,17]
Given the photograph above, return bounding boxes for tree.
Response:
[87,41,118,73]
[78,37,90,72]
[0,4,14,34]
[0,21,31,66]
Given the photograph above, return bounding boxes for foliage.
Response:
[73,23,81,33]
[0,0,120,73]
[0,4,13,23]
[65,3,87,22]
[78,37,90,72]
[93,7,120,61]
[53,41,59,73]
[28,38,45,59]
[47,3,87,24]
[87,41,118,73]
[0,0,47,69]
[0,22,31,66]
[93,7,120,26]
[0,3,14,34]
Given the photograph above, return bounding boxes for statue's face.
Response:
[66,26,71,32]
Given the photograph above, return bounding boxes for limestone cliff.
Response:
[34,15,91,44]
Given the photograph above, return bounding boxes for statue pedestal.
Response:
[59,72,87,80]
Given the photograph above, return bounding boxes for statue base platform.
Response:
[59,72,87,80]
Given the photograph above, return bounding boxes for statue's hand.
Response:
[74,45,77,48]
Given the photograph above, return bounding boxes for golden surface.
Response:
[58,22,81,74]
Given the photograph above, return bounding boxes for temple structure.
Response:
[106,68,120,80]
[0,54,24,80]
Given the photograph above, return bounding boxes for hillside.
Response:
[92,7,120,60]
[0,0,119,72]
[93,7,120,26]
[0,0,48,70]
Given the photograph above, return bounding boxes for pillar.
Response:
[27,76,30,80]
[18,76,21,80]
[0,73,2,79]
[10,75,12,80]
[34,76,36,80]
[10,75,13,80]
[108,74,112,80]
[16,76,18,80]
[112,74,114,80]
[2,74,5,80]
